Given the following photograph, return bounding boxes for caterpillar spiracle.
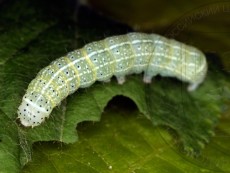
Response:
[18,32,207,127]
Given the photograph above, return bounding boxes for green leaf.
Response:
[0,0,229,172]
[21,108,230,173]
[0,109,20,173]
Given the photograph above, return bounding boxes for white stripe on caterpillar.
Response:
[17,32,208,127]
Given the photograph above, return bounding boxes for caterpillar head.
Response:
[17,92,51,127]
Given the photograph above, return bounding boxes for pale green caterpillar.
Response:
[18,32,207,127]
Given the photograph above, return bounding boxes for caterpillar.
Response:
[17,32,207,127]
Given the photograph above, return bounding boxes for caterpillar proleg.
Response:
[17,32,207,127]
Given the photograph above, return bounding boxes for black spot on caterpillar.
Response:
[18,32,207,127]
